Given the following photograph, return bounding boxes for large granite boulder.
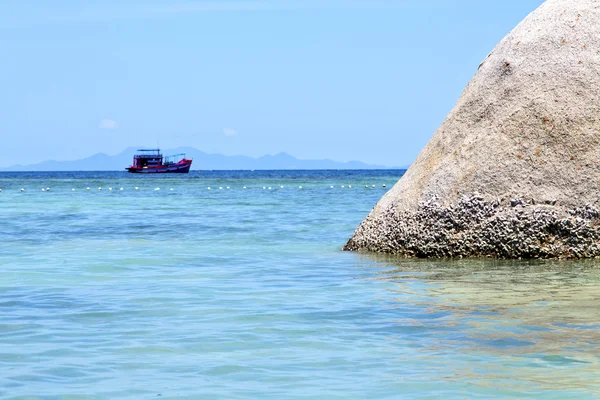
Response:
[345,0,600,258]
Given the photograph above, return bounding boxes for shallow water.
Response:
[1,171,599,399]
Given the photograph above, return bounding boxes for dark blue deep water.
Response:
[1,171,600,399]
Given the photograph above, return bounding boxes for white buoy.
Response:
[208,187,211,190]
[299,186,302,189]
[330,186,334,189]
[243,186,247,189]
[109,187,113,191]
[98,187,102,190]
[72,188,75,191]
[226,187,230,190]
[135,187,139,190]
[20,188,24,192]
[46,188,50,191]
[383,184,386,188]
[268,187,272,190]
[154,187,160,191]
[348,185,352,189]
[341,186,345,188]
[372,185,376,188]
[0,189,2,192]
[365,185,369,188]
[41,188,45,192]
[219,187,223,190]
[170,188,173,191]
[120,188,124,191]
[86,187,90,190]
[263,187,266,190]
[280,186,284,189]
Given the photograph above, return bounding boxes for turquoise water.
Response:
[1,171,600,399]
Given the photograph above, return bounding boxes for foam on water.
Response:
[0,171,599,398]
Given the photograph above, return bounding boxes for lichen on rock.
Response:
[345,0,600,259]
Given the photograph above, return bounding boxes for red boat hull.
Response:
[126,159,192,174]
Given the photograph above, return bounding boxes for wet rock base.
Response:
[344,195,600,259]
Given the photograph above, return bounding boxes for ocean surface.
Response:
[1,170,600,399]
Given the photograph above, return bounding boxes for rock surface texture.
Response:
[345,0,600,258]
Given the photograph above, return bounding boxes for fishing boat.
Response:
[126,149,193,174]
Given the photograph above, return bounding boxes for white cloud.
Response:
[223,128,238,137]
[99,119,118,129]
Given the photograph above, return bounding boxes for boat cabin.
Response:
[132,149,164,168]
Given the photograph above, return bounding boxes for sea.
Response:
[1,170,599,399]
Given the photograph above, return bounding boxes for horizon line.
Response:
[0,148,407,170]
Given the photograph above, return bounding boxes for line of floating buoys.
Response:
[7,185,389,193]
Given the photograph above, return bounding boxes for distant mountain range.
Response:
[0,147,403,171]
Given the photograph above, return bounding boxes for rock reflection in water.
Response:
[364,255,600,394]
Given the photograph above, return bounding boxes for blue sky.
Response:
[0,0,544,168]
